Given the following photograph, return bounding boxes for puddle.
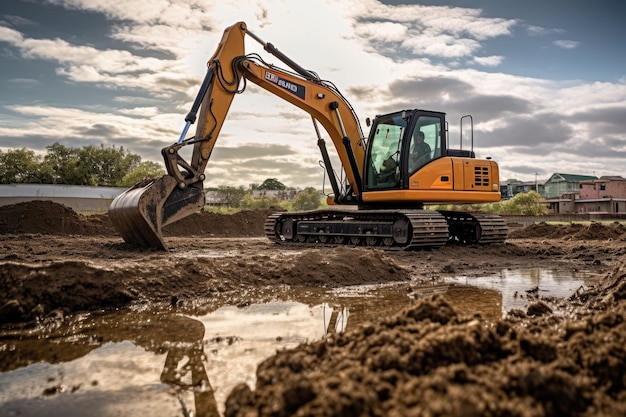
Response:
[0,268,590,416]
[442,268,589,314]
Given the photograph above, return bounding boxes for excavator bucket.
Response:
[108,175,205,250]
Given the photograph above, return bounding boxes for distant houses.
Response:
[504,173,626,214]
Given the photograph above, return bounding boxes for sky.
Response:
[1,0,625,190]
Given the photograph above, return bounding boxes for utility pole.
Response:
[535,173,538,193]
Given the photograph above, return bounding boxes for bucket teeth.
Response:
[109,176,205,250]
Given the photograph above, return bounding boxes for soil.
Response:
[2,200,626,416]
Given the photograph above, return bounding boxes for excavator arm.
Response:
[109,21,366,250]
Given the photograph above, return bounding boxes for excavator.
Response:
[109,21,507,251]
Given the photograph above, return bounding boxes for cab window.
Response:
[366,115,406,189]
[408,116,441,173]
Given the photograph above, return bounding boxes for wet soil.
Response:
[2,200,626,416]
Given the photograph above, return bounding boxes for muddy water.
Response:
[0,268,588,417]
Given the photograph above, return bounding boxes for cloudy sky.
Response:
[1,0,625,189]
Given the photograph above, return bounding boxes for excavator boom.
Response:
[109,22,365,249]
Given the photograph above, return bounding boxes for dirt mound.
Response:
[0,200,272,238]
[0,261,135,323]
[225,261,626,417]
[162,209,274,237]
[0,200,113,236]
[571,221,626,241]
[0,245,410,324]
[508,221,626,241]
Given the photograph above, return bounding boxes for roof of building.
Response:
[546,173,598,183]
[582,176,626,182]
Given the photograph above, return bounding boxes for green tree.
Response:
[500,191,548,215]
[76,144,141,186]
[292,187,322,211]
[44,142,141,186]
[118,161,165,187]
[0,148,53,184]
[258,178,286,190]
[43,143,80,184]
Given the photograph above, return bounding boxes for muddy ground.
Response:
[1,200,626,416]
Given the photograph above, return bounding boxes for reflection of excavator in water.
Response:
[109,21,507,251]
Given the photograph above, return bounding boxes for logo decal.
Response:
[265,72,306,99]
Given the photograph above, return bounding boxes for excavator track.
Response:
[265,209,450,250]
[265,209,507,250]
[439,211,508,245]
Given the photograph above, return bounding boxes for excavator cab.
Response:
[365,110,445,191]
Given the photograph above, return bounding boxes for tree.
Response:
[76,144,141,186]
[43,143,80,184]
[500,191,548,215]
[0,148,53,184]
[118,161,165,187]
[292,187,323,211]
[44,142,141,186]
[258,178,286,190]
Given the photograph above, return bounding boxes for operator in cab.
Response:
[409,130,431,171]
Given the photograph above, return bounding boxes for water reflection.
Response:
[0,303,333,417]
[442,268,588,314]
[0,268,590,416]
[159,316,218,417]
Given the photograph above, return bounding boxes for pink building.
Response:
[579,176,626,199]
[576,176,626,214]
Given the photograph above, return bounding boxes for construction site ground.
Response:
[1,200,626,416]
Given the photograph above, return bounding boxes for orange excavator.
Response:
[109,21,507,251]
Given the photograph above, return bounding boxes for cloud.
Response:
[1,14,37,27]
[553,39,580,49]
[0,25,24,43]
[7,77,40,86]
[525,25,564,37]
[210,143,296,160]
[350,1,517,60]
[469,55,504,67]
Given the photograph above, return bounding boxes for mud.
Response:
[1,200,626,416]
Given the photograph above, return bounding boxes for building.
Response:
[543,173,597,199]
[576,176,626,213]
[501,180,544,199]
[0,184,126,211]
[543,175,626,214]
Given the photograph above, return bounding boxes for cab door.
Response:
[364,110,446,192]
[364,111,407,191]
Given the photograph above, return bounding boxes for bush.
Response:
[500,191,548,215]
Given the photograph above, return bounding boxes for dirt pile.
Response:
[0,200,273,238]
[508,221,626,241]
[0,245,411,325]
[225,261,626,417]
[0,200,112,236]
[163,208,275,237]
